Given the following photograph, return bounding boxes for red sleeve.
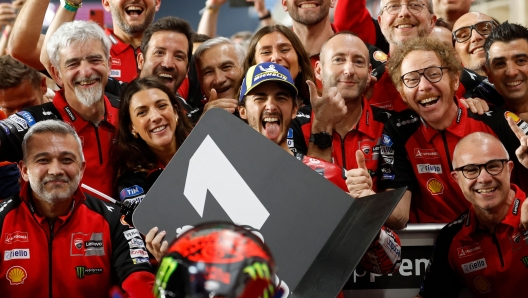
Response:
[177,76,190,100]
[334,0,377,45]
[122,271,156,298]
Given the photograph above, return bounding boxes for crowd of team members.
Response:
[1,0,528,297]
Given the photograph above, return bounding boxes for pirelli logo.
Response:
[75,266,103,279]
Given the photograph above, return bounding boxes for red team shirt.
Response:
[105,28,139,83]
[419,186,528,297]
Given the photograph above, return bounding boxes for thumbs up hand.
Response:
[203,88,238,115]
[346,150,376,198]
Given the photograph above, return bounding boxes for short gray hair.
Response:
[22,120,85,163]
[194,37,246,69]
[46,21,111,69]
[379,0,434,15]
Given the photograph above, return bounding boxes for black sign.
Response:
[134,109,405,297]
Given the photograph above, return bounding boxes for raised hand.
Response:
[346,150,376,198]
[203,88,238,115]
[307,80,347,131]
[145,227,169,262]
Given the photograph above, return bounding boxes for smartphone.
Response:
[229,0,253,7]
[89,9,105,28]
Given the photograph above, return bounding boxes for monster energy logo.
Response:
[154,257,179,296]
[522,256,528,268]
[243,262,275,297]
[75,266,103,279]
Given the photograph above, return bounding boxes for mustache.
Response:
[74,75,101,84]
[42,176,69,184]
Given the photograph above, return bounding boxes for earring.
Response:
[131,131,138,138]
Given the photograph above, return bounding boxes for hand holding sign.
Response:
[346,150,376,198]
[202,88,238,115]
[145,226,169,262]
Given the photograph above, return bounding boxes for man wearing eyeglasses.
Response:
[376,37,528,224]
[452,13,497,77]
[418,132,528,297]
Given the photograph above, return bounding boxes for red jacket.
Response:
[419,186,528,297]
[0,182,154,297]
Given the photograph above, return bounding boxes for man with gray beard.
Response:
[0,120,155,297]
[0,21,119,200]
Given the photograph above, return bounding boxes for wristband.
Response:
[60,0,82,12]
[199,1,219,15]
[258,10,272,21]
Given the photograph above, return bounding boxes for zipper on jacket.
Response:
[93,124,103,164]
[440,131,454,172]
[48,220,55,298]
[492,233,505,268]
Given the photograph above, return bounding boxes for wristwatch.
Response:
[309,132,332,149]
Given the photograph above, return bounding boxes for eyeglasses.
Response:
[454,159,508,180]
[401,66,447,88]
[452,21,497,43]
[382,1,426,15]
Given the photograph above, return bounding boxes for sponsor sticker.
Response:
[287,128,293,138]
[474,276,491,293]
[110,69,121,78]
[513,198,520,215]
[462,258,487,274]
[382,174,395,180]
[133,257,150,264]
[457,244,482,258]
[75,266,103,279]
[70,232,105,256]
[381,134,393,147]
[521,256,528,268]
[6,266,27,285]
[373,50,388,62]
[426,178,444,195]
[64,107,76,122]
[382,156,394,165]
[287,139,294,148]
[120,185,144,200]
[15,111,36,127]
[380,146,394,155]
[5,231,28,244]
[414,148,439,159]
[417,164,442,174]
[128,238,146,249]
[4,249,30,261]
[124,229,141,240]
[0,122,10,135]
[111,58,121,66]
[130,249,148,258]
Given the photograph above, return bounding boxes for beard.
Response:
[287,0,330,26]
[29,173,81,205]
[110,3,155,35]
[322,73,368,100]
[74,77,103,107]
[383,18,430,46]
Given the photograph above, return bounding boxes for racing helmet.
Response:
[154,222,277,298]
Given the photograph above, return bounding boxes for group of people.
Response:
[1,0,528,297]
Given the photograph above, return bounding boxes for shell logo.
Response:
[6,266,27,285]
[373,50,388,62]
[427,178,444,195]
[474,276,491,293]
[505,111,521,124]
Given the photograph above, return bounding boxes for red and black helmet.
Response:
[154,222,277,298]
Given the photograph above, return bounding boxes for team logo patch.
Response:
[70,232,104,256]
[4,249,30,261]
[426,178,444,195]
[120,185,145,201]
[111,58,121,66]
[373,50,388,62]
[474,276,491,293]
[75,266,103,279]
[457,244,482,258]
[462,258,487,274]
[6,266,27,285]
[5,231,28,244]
[414,148,439,159]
